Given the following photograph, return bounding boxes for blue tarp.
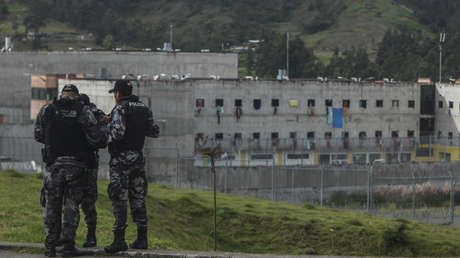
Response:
[333,108,343,128]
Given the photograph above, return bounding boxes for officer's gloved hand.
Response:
[153,124,160,138]
[57,95,73,105]
[77,105,90,124]
[73,100,84,116]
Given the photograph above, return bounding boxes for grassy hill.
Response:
[300,0,433,61]
[0,0,99,51]
[115,0,432,61]
[1,0,432,62]
[2,169,460,256]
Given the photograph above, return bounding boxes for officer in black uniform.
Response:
[104,80,159,254]
[35,85,103,257]
[79,94,108,247]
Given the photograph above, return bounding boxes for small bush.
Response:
[329,191,367,207]
[4,169,24,178]
[304,219,318,232]
[245,203,255,209]
[347,218,363,227]
[394,218,410,224]
[301,247,318,255]
[382,223,409,249]
[303,203,316,209]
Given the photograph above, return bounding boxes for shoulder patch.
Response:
[113,112,121,121]
[128,102,145,107]
[59,109,78,118]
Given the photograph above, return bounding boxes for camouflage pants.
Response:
[81,167,98,229]
[108,151,148,232]
[81,151,99,229]
[43,157,86,248]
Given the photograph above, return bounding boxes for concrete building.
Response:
[54,78,459,166]
[0,51,238,123]
[2,75,460,187]
[435,83,460,139]
[3,74,460,171]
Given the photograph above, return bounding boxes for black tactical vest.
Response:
[111,96,150,153]
[49,99,88,158]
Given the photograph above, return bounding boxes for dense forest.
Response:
[9,0,460,81]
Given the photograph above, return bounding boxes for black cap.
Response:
[80,93,90,105]
[62,84,79,94]
[109,80,133,95]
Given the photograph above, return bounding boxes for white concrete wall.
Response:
[193,80,420,140]
[0,51,238,117]
[59,79,422,158]
[435,83,460,138]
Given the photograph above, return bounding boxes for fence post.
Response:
[175,144,180,188]
[272,154,276,201]
[449,170,455,224]
[411,165,416,219]
[224,159,228,194]
[320,167,324,207]
[291,168,295,202]
[429,135,432,161]
[367,165,372,212]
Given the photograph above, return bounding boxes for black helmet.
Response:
[80,93,90,105]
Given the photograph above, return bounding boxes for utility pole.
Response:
[170,24,174,51]
[286,32,290,78]
[200,147,222,252]
[439,32,446,84]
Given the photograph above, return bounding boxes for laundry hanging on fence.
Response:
[327,107,333,124]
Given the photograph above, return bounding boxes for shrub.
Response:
[303,203,316,209]
[382,223,409,249]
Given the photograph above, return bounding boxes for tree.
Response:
[23,0,47,35]
[247,48,255,75]
[255,32,321,79]
[103,34,113,50]
[255,32,284,78]
[0,23,14,38]
[0,0,8,18]
[286,38,317,78]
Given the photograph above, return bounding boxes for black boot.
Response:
[129,227,148,249]
[82,227,97,248]
[44,247,56,257]
[104,230,128,254]
[61,243,94,257]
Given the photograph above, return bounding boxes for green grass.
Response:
[301,0,433,58]
[315,51,334,65]
[41,20,78,34]
[6,1,27,14]
[0,0,435,54]
[3,170,460,256]
[0,0,98,51]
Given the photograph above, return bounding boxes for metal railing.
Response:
[195,136,458,152]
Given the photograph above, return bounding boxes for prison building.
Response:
[39,77,458,166]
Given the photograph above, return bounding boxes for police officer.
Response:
[104,80,159,254]
[79,94,108,248]
[35,85,103,257]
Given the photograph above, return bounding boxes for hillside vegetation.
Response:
[1,0,430,54]
[2,170,460,256]
[0,0,98,50]
[2,0,460,82]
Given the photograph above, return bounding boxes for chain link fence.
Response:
[371,163,460,225]
[3,136,460,225]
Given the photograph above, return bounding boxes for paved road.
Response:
[1,242,403,258]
